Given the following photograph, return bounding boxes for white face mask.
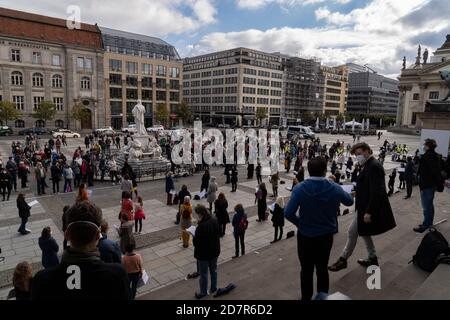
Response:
[356,154,366,165]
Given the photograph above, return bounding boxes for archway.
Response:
[81,109,92,130]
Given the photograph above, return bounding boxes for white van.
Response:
[287,126,316,140]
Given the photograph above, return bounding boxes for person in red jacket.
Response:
[134,196,146,234]
[120,191,134,222]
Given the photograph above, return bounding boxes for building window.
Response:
[32,73,44,87]
[53,97,64,111]
[55,120,64,128]
[110,101,122,115]
[13,96,24,110]
[126,76,138,87]
[81,77,91,90]
[109,74,122,85]
[52,54,61,66]
[32,52,42,64]
[33,96,44,111]
[15,120,25,128]
[52,75,63,88]
[156,78,166,89]
[413,93,420,100]
[126,62,138,74]
[429,91,439,100]
[142,63,153,75]
[142,90,152,100]
[11,49,21,62]
[109,59,122,72]
[142,77,152,88]
[170,92,179,102]
[35,120,45,127]
[156,91,166,101]
[144,102,152,115]
[156,65,166,76]
[11,71,23,86]
[170,80,179,90]
[77,57,85,68]
[110,87,122,99]
[85,58,92,69]
[170,67,180,78]
[126,89,138,99]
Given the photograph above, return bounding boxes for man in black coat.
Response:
[414,139,443,233]
[193,204,221,299]
[32,201,130,300]
[329,143,396,272]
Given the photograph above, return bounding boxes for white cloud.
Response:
[236,0,350,10]
[0,0,218,36]
[188,0,450,77]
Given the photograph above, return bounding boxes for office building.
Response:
[182,48,283,126]
[320,65,348,115]
[101,26,182,129]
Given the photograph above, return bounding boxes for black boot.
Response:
[357,256,379,267]
[328,257,347,272]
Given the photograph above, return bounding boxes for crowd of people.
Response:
[3,128,449,301]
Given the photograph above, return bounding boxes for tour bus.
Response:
[287,125,316,140]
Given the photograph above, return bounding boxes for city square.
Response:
[0,0,449,307]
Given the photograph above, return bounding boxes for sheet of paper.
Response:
[170,189,177,195]
[186,225,196,237]
[341,184,354,194]
[268,202,275,212]
[397,167,405,172]
[87,190,93,197]
[326,292,351,300]
[27,200,39,207]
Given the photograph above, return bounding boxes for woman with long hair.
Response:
[214,193,230,237]
[75,183,89,203]
[38,226,59,268]
[270,197,285,243]
[11,262,33,300]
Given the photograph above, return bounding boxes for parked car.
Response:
[146,125,165,133]
[18,127,47,136]
[0,126,13,136]
[122,124,137,134]
[52,128,80,138]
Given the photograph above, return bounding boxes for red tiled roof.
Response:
[0,7,103,49]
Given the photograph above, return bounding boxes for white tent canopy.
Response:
[344,121,363,127]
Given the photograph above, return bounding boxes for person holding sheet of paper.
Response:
[270,197,285,243]
[180,196,193,248]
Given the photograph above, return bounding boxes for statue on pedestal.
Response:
[131,100,148,136]
[423,48,429,64]
[402,56,406,70]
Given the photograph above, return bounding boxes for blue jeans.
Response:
[18,217,28,234]
[198,258,218,296]
[420,188,436,227]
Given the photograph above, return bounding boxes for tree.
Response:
[0,101,22,126]
[255,108,267,126]
[155,103,169,127]
[71,104,91,123]
[302,112,314,125]
[32,100,56,127]
[177,100,193,125]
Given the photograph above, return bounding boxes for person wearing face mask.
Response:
[414,139,443,233]
[329,142,396,272]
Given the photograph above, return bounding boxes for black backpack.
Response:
[411,228,450,272]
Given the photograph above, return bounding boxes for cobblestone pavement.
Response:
[0,131,428,299]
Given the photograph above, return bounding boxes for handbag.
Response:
[137,269,149,288]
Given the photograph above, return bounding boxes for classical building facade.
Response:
[320,65,348,115]
[397,35,450,129]
[347,71,399,117]
[101,27,182,129]
[0,7,104,131]
[182,48,283,126]
[280,55,324,123]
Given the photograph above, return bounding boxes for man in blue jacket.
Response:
[285,157,354,300]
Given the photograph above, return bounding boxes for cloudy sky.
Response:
[2,0,449,78]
